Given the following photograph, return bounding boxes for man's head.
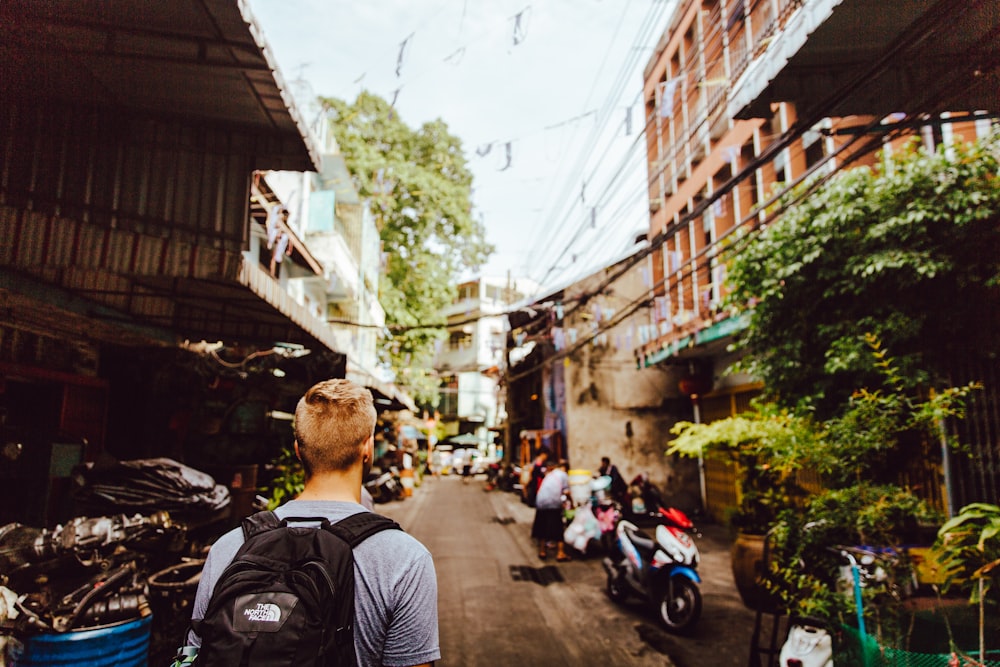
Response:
[294,379,376,478]
[601,456,610,467]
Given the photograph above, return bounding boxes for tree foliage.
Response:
[726,133,1000,416]
[323,92,493,405]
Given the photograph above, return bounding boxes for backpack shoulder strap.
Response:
[240,510,283,541]
[327,512,401,548]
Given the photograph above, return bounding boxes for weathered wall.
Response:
[560,258,703,513]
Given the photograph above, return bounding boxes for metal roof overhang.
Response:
[346,361,418,413]
[0,1,347,353]
[0,213,340,352]
[0,0,319,171]
[729,0,1000,120]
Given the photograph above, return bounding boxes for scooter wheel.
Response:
[655,576,701,634]
[606,571,628,604]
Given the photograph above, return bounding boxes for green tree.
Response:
[726,133,1000,416]
[323,92,493,405]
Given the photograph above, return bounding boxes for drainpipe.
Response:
[692,393,708,513]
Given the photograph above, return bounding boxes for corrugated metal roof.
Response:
[3,206,341,351]
[0,0,319,171]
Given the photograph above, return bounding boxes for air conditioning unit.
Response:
[649,197,663,213]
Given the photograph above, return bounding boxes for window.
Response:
[449,331,472,350]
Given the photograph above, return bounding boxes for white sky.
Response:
[250,0,679,296]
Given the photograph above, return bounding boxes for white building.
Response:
[245,81,410,409]
[433,277,534,448]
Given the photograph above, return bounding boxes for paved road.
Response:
[379,474,764,667]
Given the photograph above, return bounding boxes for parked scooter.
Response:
[592,475,700,554]
[778,619,833,667]
[602,515,702,633]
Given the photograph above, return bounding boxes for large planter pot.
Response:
[730,532,783,613]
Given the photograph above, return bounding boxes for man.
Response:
[598,456,627,502]
[188,379,440,667]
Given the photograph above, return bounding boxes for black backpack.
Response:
[193,510,400,666]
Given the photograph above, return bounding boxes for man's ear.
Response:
[362,434,374,463]
[293,440,302,461]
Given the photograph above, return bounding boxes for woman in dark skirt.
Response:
[531,459,570,561]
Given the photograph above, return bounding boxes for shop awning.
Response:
[346,361,417,413]
[0,0,319,171]
[1,207,340,352]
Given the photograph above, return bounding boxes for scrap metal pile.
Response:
[0,459,230,661]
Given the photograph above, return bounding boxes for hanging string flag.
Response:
[475,142,494,157]
[390,87,401,108]
[659,76,682,118]
[580,180,586,205]
[500,141,512,171]
[511,7,530,45]
[590,207,596,229]
[670,250,682,274]
[552,327,565,351]
[625,105,633,135]
[396,33,414,77]
[723,144,740,166]
[712,195,724,218]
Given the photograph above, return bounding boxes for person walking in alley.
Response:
[524,446,550,507]
[532,458,570,561]
[186,379,440,667]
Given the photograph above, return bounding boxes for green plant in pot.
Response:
[761,341,979,650]
[929,503,1000,660]
[667,403,814,611]
[264,444,305,510]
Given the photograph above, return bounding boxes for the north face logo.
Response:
[232,593,298,632]
[243,603,281,622]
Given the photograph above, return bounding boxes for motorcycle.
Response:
[593,475,700,554]
[602,515,702,633]
[364,466,405,504]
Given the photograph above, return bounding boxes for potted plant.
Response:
[929,503,1000,662]
[760,340,980,653]
[667,404,814,611]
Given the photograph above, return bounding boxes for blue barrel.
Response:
[12,614,151,666]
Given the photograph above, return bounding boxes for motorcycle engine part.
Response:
[54,591,148,631]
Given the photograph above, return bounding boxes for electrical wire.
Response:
[505,8,995,383]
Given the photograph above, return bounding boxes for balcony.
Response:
[727,0,999,121]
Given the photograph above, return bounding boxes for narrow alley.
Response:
[379,475,761,667]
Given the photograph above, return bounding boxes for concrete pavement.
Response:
[379,473,765,667]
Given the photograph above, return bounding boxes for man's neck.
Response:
[295,469,363,504]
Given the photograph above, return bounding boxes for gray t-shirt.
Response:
[189,500,440,667]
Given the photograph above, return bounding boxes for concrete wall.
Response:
[559,258,703,513]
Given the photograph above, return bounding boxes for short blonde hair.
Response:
[294,379,376,476]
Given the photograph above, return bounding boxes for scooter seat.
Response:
[624,525,657,559]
